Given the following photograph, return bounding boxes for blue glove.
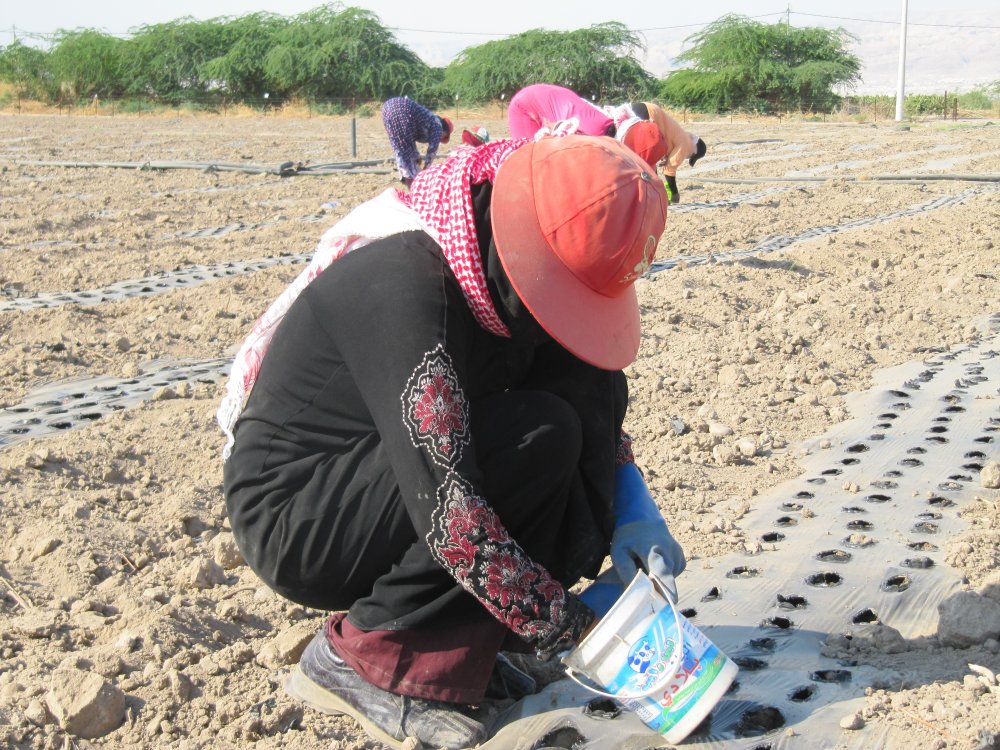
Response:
[610,464,686,599]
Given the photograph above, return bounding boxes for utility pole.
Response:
[894,0,908,122]
[786,5,791,25]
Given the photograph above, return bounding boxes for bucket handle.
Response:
[563,578,685,701]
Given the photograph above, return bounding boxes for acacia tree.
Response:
[445,22,655,104]
[660,15,861,112]
[263,5,430,102]
[0,40,51,100]
[200,13,288,101]
[46,30,127,99]
[120,18,235,100]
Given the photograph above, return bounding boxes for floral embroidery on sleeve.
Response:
[402,345,469,467]
[426,473,569,644]
[616,430,635,466]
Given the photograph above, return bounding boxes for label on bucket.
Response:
[604,601,682,696]
[620,614,731,735]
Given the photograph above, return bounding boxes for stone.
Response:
[839,711,864,730]
[10,609,61,639]
[212,533,245,570]
[718,365,747,387]
[24,698,50,726]
[981,461,1000,490]
[30,537,61,560]
[979,572,1000,606]
[708,422,734,437]
[45,669,125,739]
[712,444,741,466]
[735,438,758,458]
[179,559,226,590]
[818,379,840,397]
[871,624,908,654]
[256,621,318,669]
[937,591,1000,648]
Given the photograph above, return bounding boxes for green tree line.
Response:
[2,5,998,114]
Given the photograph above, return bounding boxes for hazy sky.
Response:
[3,1,998,94]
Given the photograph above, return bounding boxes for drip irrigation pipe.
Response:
[12,158,394,176]
[695,173,1000,184]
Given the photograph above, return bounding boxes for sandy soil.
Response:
[0,113,998,750]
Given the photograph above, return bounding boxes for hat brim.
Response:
[491,143,644,371]
[461,130,484,147]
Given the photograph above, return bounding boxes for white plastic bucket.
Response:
[563,572,739,744]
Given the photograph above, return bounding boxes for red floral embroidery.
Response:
[413,374,463,445]
[426,474,568,644]
[402,346,468,467]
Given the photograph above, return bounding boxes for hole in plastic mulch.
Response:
[727,566,762,579]
[760,616,793,630]
[777,594,808,610]
[749,637,777,652]
[816,549,852,563]
[843,534,877,549]
[775,516,798,527]
[806,572,843,587]
[928,496,955,508]
[846,443,869,453]
[701,586,721,602]
[907,541,938,552]
[583,698,621,721]
[789,685,815,702]
[841,506,867,514]
[882,575,912,593]
[733,656,769,671]
[912,522,939,534]
[531,726,586,749]
[780,502,803,511]
[865,494,891,503]
[811,669,852,683]
[852,608,879,624]
[901,557,934,569]
[736,706,786,738]
[761,532,785,543]
[870,480,898,490]
[847,520,874,531]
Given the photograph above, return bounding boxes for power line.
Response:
[635,12,787,32]
[4,8,998,45]
[791,11,1000,30]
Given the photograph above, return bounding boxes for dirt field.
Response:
[0,113,998,750]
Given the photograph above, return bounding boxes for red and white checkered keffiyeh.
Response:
[217,137,532,459]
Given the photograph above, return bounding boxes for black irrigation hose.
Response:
[12,158,394,176]
[695,173,1000,184]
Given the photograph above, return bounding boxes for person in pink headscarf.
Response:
[507,83,615,138]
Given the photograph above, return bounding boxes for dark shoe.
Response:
[484,653,537,701]
[284,630,487,750]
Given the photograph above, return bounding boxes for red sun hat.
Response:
[439,116,453,143]
[491,135,668,370]
[621,121,668,170]
[461,125,490,147]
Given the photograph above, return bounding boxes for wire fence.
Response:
[1,92,998,122]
